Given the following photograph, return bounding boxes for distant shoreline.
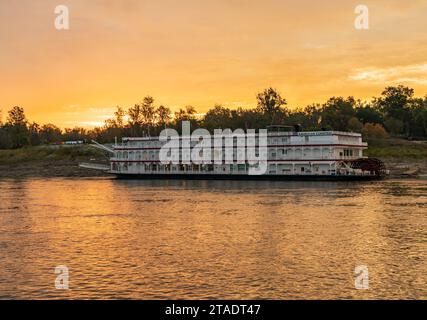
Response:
[0,140,426,179]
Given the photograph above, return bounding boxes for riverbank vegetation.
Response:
[365,138,427,160]
[0,145,105,165]
[1,85,426,150]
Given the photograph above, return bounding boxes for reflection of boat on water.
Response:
[82,126,387,181]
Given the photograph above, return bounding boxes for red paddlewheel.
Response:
[350,158,387,176]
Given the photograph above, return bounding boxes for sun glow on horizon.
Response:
[1,0,427,128]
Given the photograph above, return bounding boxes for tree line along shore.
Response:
[0,85,426,178]
[0,138,426,179]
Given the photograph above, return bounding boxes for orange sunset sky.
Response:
[1,0,427,128]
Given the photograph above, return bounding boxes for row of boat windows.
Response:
[119,136,356,148]
[113,148,342,160]
[122,137,293,148]
[338,136,361,143]
[113,163,250,172]
[342,149,355,157]
[112,163,334,174]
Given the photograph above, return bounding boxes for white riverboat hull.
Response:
[113,172,384,181]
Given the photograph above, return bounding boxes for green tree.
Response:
[174,106,197,122]
[362,123,389,140]
[102,106,126,140]
[156,105,172,127]
[28,122,41,146]
[256,88,287,125]
[0,128,13,149]
[114,106,126,128]
[7,106,27,126]
[286,104,322,131]
[355,104,383,125]
[127,103,143,136]
[63,127,88,142]
[408,98,427,138]
[375,85,414,136]
[173,106,198,132]
[141,96,156,135]
[347,117,363,133]
[377,85,414,118]
[39,124,62,144]
[128,104,143,127]
[384,117,404,136]
[320,97,356,131]
[203,105,233,132]
[5,106,29,148]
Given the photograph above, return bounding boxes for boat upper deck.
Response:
[116,131,367,149]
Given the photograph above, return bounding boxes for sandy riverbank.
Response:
[383,159,427,178]
[0,160,110,179]
[0,146,110,179]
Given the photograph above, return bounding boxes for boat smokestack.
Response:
[293,124,302,133]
